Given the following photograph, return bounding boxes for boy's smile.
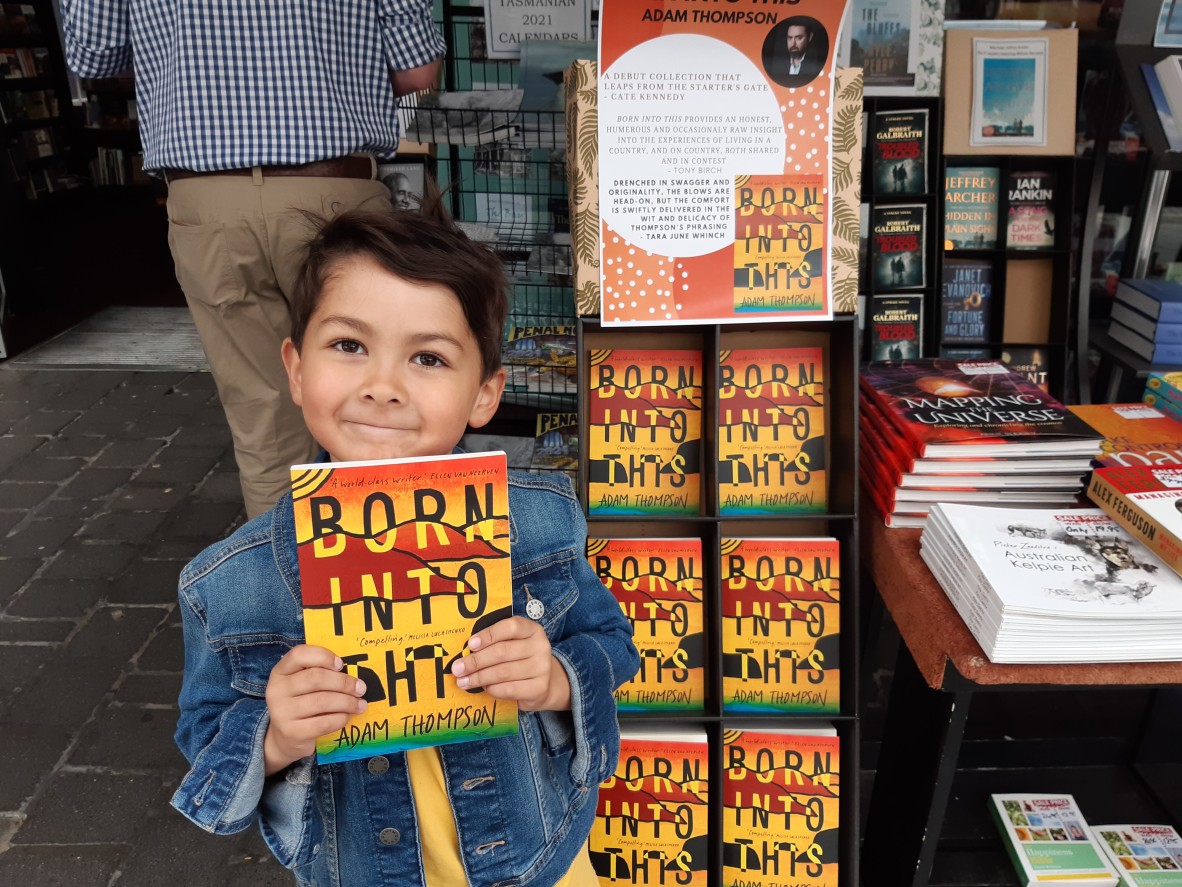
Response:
[282,256,504,464]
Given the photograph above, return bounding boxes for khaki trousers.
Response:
[166,169,394,518]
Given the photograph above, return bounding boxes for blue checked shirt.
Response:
[62,0,445,172]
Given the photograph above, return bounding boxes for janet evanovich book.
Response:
[290,451,517,764]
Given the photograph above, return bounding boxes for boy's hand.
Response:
[451,616,570,712]
[263,644,368,776]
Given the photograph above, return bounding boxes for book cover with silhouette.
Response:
[869,294,924,360]
[587,348,703,515]
[721,723,840,887]
[590,725,710,885]
[720,538,840,714]
[872,108,927,196]
[290,451,517,764]
[872,203,925,291]
[1006,169,1055,249]
[717,347,826,515]
[587,537,705,712]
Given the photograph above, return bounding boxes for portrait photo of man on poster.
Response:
[762,16,830,88]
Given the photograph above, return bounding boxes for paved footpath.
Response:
[0,367,291,885]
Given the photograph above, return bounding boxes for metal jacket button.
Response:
[379,828,400,845]
[368,756,390,775]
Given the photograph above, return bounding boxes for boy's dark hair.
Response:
[291,204,510,380]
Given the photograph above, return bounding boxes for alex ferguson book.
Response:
[590,726,709,886]
[1006,170,1056,249]
[290,452,517,764]
[587,348,703,515]
[990,794,1118,887]
[717,347,827,515]
[1088,465,1182,576]
[941,258,992,344]
[944,165,999,249]
[872,203,926,291]
[872,109,928,196]
[869,295,924,360]
[720,537,840,714]
[587,537,705,713]
[722,723,840,887]
[1091,824,1182,885]
[859,359,1104,458]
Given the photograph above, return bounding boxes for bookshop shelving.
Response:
[578,316,861,886]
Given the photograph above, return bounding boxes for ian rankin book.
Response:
[1006,170,1056,249]
[290,451,517,764]
[720,537,840,714]
[587,348,703,516]
[991,794,1119,887]
[591,725,709,886]
[722,722,840,887]
[872,203,926,291]
[1092,823,1182,885]
[587,537,705,713]
[716,347,827,515]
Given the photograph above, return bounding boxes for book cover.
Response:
[721,724,840,887]
[587,348,703,515]
[1092,824,1182,885]
[1147,371,1182,407]
[289,452,518,764]
[869,294,924,360]
[1088,465,1182,576]
[1141,63,1182,152]
[717,347,827,515]
[970,37,1049,149]
[847,0,917,91]
[502,323,576,369]
[872,109,927,195]
[990,794,1119,887]
[944,166,999,249]
[1068,403,1182,468]
[1111,302,1182,344]
[1145,390,1182,426]
[587,537,705,712]
[591,726,709,885]
[941,258,992,344]
[872,203,926,291]
[1116,279,1182,324]
[1001,346,1049,392]
[720,538,841,714]
[860,359,1103,458]
[1006,170,1055,249]
[530,411,578,475]
[1157,0,1182,49]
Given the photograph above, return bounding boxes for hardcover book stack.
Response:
[1108,279,1182,365]
[920,504,1182,664]
[860,359,1104,528]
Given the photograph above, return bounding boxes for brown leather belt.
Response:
[164,155,374,183]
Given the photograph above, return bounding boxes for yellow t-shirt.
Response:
[406,747,599,886]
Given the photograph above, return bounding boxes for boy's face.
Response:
[282,256,504,464]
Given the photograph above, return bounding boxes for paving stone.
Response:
[0,724,70,809]
[5,578,110,619]
[0,435,43,471]
[13,771,162,844]
[108,559,184,606]
[137,623,183,673]
[32,497,101,522]
[65,605,170,660]
[136,447,225,487]
[0,401,31,432]
[109,484,192,511]
[116,672,182,705]
[0,644,53,710]
[0,557,40,607]
[0,845,125,885]
[172,423,234,447]
[194,469,243,503]
[0,618,74,643]
[158,501,246,542]
[0,480,58,508]
[124,412,192,439]
[41,542,140,581]
[0,509,23,537]
[90,438,166,469]
[28,435,109,459]
[8,409,83,436]
[71,705,186,771]
[56,467,135,501]
[49,376,132,410]
[81,509,171,543]
[9,654,125,726]
[145,538,209,561]
[2,517,85,557]
[5,452,85,483]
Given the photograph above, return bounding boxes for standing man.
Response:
[61,1,445,518]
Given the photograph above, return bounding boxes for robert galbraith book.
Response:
[587,348,703,515]
[290,451,517,764]
[872,203,925,291]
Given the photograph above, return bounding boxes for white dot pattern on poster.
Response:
[780,87,828,173]
[603,234,678,319]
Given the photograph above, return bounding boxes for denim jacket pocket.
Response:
[226,639,296,697]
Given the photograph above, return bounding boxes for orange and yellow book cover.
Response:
[718,347,827,515]
[1068,403,1182,468]
[290,451,518,764]
[587,348,703,515]
[720,538,840,714]
[722,724,841,887]
[591,726,710,886]
[587,537,705,712]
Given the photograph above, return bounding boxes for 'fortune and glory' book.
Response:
[290,451,517,764]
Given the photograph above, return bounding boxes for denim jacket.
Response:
[171,471,639,887]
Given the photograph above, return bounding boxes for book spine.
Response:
[1086,472,1182,574]
[1146,372,1182,406]
[1143,388,1182,423]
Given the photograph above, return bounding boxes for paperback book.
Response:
[944,166,999,249]
[587,537,705,712]
[872,108,927,195]
[990,794,1119,887]
[1147,371,1182,407]
[1068,403,1182,468]
[1088,465,1182,576]
[722,723,840,887]
[941,258,992,344]
[1001,346,1050,393]
[1092,824,1182,885]
[869,294,924,360]
[530,411,577,475]
[587,348,702,515]
[1006,170,1056,249]
[720,537,841,714]
[872,203,926,290]
[591,725,709,886]
[289,452,517,763]
[716,347,827,515]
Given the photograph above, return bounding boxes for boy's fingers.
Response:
[468,616,537,652]
[273,644,343,675]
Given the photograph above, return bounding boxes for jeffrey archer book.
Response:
[587,348,702,515]
[290,451,517,764]
[944,166,999,249]
[721,537,840,714]
[717,347,827,515]
[588,537,705,712]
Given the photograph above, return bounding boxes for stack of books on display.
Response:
[1108,279,1182,365]
[1143,371,1182,423]
[919,503,1182,664]
[991,793,1120,887]
[860,359,1104,529]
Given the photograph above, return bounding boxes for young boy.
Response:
[170,209,639,886]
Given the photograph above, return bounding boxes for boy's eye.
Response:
[414,352,447,368]
[332,339,364,355]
